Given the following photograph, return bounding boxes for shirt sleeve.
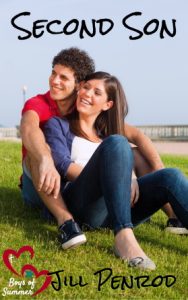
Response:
[43,117,73,177]
[22,97,44,120]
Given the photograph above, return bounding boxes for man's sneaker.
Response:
[165,218,188,235]
[58,219,87,250]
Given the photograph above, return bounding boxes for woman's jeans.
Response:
[62,135,188,233]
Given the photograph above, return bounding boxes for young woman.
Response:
[44,72,188,270]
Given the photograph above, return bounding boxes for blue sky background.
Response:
[0,0,187,127]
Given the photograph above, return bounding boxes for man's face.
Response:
[49,64,77,101]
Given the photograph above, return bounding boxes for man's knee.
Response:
[22,171,42,207]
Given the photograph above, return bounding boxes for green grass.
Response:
[0,141,188,300]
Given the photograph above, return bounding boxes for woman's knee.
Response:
[158,168,184,186]
[101,135,133,165]
[103,134,131,152]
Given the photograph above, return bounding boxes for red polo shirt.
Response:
[21,91,61,159]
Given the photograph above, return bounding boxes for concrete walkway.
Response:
[0,137,21,142]
[153,141,188,155]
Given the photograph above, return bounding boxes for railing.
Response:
[0,128,18,138]
[0,125,188,141]
[137,125,188,141]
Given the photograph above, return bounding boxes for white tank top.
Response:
[71,136,101,167]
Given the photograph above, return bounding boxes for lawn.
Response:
[0,141,187,300]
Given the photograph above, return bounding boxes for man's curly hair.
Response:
[52,47,95,82]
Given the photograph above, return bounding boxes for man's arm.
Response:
[21,110,49,159]
[20,110,60,198]
[124,123,164,170]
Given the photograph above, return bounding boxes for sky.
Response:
[0,0,188,127]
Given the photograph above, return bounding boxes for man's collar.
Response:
[45,91,61,116]
[45,91,75,117]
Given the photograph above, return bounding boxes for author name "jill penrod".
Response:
[48,268,176,292]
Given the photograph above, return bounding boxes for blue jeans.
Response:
[62,135,188,233]
[21,170,54,221]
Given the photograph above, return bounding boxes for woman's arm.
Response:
[66,163,83,181]
[124,123,164,170]
[44,117,84,181]
[43,117,72,176]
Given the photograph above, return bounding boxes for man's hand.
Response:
[131,179,139,207]
[37,155,60,199]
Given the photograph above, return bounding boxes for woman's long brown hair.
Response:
[67,72,128,139]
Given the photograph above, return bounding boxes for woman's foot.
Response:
[114,228,156,270]
[114,228,147,259]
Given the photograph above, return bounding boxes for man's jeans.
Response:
[62,135,188,233]
[21,168,54,220]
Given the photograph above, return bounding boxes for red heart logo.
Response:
[21,264,52,296]
[2,245,34,276]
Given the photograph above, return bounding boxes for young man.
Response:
[20,48,187,250]
[21,48,95,249]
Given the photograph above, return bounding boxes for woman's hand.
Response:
[66,163,84,181]
[131,178,139,207]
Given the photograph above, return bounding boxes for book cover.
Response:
[0,1,187,299]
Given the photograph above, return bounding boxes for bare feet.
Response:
[114,228,147,260]
[114,228,156,270]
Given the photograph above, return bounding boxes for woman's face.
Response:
[76,79,113,118]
